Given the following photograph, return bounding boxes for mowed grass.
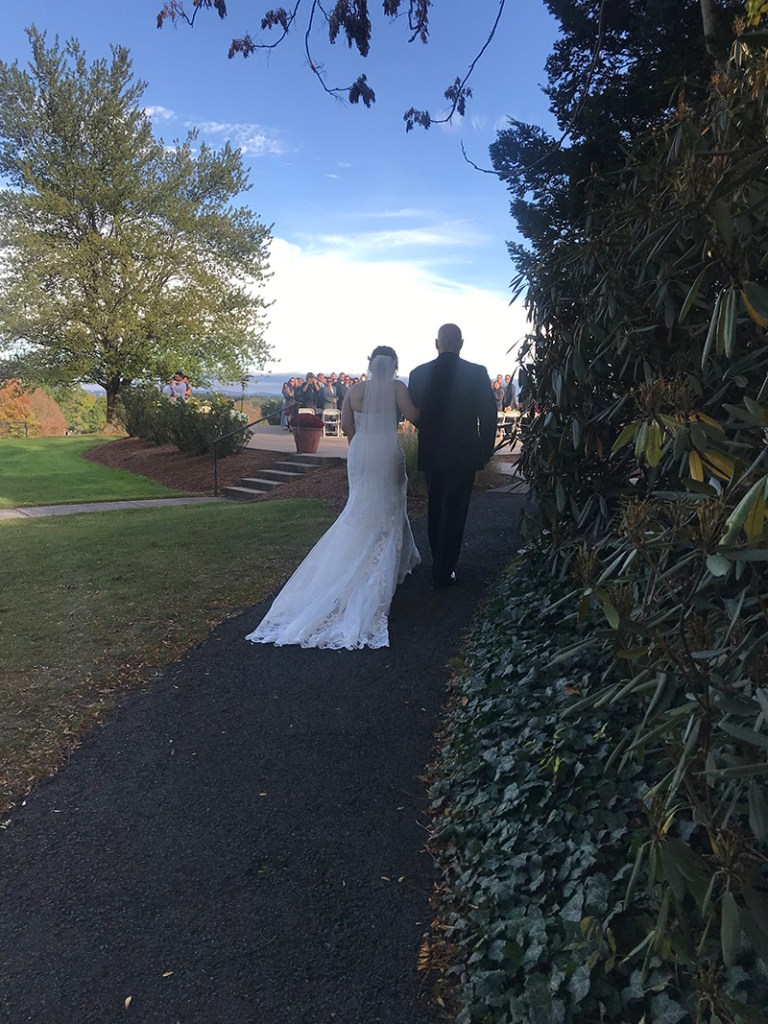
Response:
[0,499,335,808]
[0,436,185,507]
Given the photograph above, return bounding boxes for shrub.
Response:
[399,428,427,497]
[120,384,173,445]
[170,396,250,457]
[121,386,249,456]
[258,396,282,424]
[512,38,768,1016]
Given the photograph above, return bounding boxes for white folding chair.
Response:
[322,409,341,436]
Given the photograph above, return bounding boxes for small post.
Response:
[213,440,219,497]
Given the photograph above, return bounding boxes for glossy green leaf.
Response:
[748,780,768,842]
[721,891,741,967]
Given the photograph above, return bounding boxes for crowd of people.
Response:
[280,370,521,427]
[279,372,363,427]
[491,373,518,412]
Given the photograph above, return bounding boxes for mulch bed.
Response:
[82,437,508,517]
[83,437,352,514]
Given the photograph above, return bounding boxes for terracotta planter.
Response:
[293,426,323,454]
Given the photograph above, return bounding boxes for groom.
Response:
[408,323,497,588]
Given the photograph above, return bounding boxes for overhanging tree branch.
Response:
[157,0,509,127]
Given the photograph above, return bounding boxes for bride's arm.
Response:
[396,380,419,425]
[341,391,355,442]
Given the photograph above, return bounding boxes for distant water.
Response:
[82,376,301,400]
[204,375,302,398]
[82,372,412,400]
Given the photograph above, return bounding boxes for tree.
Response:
[0,379,36,435]
[489,0,742,255]
[51,384,107,434]
[0,28,272,423]
[28,388,67,436]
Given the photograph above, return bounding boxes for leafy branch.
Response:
[156,0,509,127]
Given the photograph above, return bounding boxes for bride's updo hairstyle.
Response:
[368,345,398,376]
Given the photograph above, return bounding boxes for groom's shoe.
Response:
[432,571,457,590]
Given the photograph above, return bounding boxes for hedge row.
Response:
[120,385,250,457]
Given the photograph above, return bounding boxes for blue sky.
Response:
[0,2,559,379]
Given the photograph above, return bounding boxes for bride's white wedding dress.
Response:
[245,359,420,650]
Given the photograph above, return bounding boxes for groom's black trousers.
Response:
[425,470,475,584]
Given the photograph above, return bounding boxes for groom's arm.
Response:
[396,380,419,425]
[476,368,498,465]
[406,366,424,418]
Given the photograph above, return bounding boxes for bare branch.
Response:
[460,141,501,177]
[405,0,507,131]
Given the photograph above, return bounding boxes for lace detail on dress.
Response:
[245,410,420,650]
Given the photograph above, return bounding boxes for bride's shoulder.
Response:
[348,380,366,411]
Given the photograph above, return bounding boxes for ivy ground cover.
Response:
[428,553,768,1023]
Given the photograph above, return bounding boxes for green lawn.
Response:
[0,499,335,808]
[0,436,185,507]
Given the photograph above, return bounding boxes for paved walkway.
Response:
[0,490,525,1024]
[0,496,222,520]
[248,423,351,459]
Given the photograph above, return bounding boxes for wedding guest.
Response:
[281,377,297,428]
[168,371,187,402]
[298,373,321,411]
[503,376,516,410]
[318,374,338,410]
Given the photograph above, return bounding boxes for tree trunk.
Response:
[700,0,724,60]
[105,378,122,427]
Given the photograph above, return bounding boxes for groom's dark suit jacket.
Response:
[408,351,497,473]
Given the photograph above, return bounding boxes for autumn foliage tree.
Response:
[0,379,35,435]
[27,389,67,436]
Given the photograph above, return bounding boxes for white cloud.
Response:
[192,120,288,156]
[144,105,175,121]
[365,208,436,219]
[256,237,527,378]
[302,220,491,258]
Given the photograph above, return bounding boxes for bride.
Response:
[245,346,421,650]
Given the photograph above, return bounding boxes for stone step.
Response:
[237,476,282,491]
[273,459,318,475]
[256,468,306,483]
[281,453,341,468]
[222,452,342,501]
[221,485,268,502]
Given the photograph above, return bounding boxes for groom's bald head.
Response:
[436,323,463,353]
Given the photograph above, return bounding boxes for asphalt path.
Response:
[0,491,525,1024]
